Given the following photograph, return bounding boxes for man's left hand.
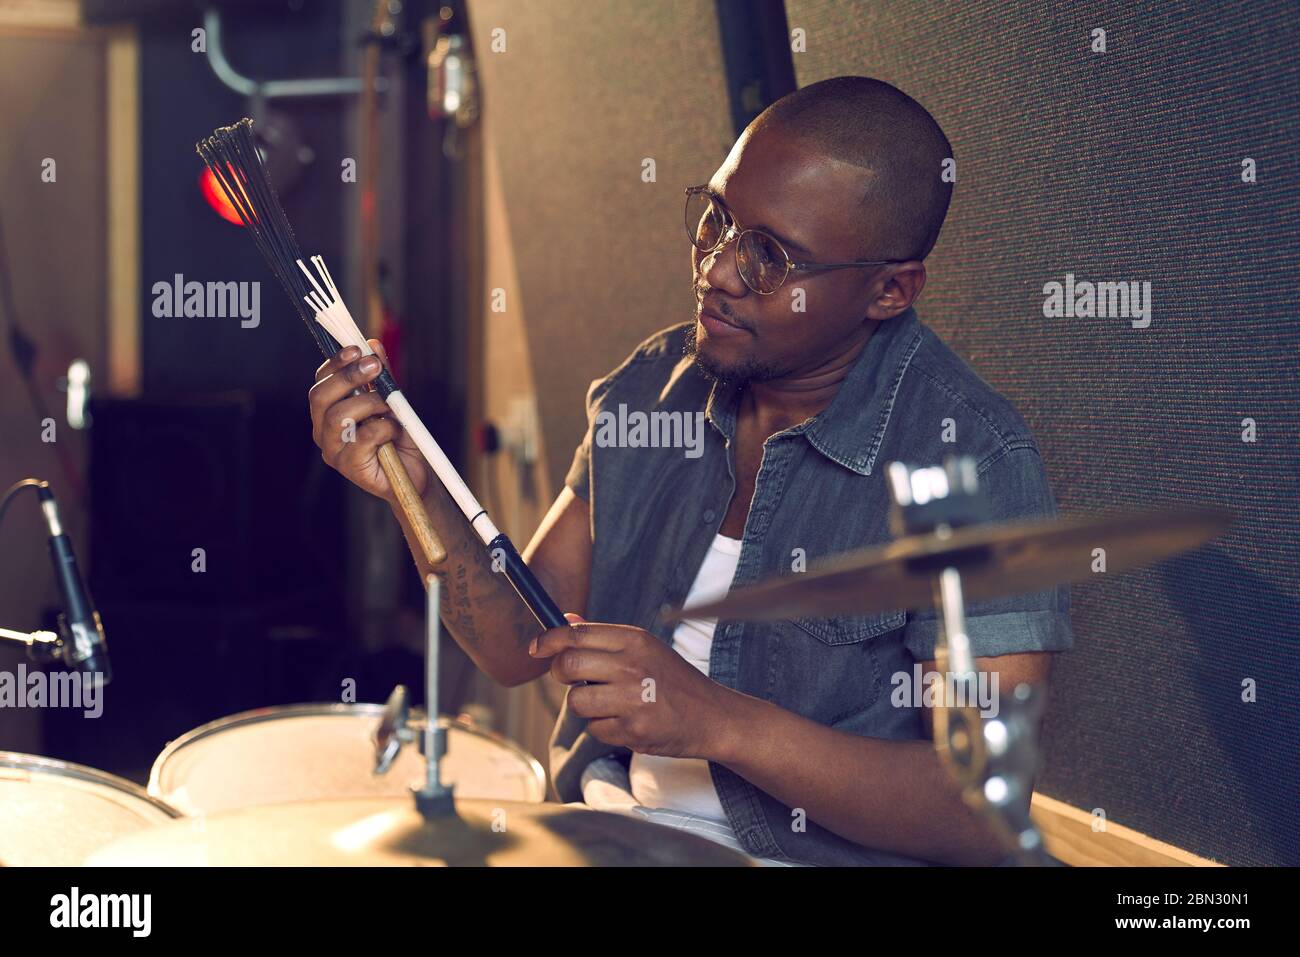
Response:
[530,614,735,760]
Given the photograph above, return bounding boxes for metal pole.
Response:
[203,9,382,101]
[414,574,454,816]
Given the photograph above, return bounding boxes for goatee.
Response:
[684,321,782,385]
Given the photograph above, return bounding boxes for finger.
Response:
[390,423,421,457]
[316,392,389,450]
[586,718,631,749]
[314,345,362,383]
[368,338,389,365]
[529,621,634,659]
[308,355,385,420]
[567,682,634,720]
[333,413,401,468]
[549,647,626,685]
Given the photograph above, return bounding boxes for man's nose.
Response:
[698,228,746,295]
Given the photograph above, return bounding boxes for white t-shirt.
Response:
[627,532,742,821]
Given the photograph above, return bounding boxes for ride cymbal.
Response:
[86,797,753,867]
[668,506,1232,623]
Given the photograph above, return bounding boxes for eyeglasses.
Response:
[685,185,901,295]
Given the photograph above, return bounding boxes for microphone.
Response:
[36,485,111,683]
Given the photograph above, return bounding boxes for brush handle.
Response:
[487,533,567,630]
[377,442,447,566]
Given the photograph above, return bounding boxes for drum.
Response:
[148,703,547,815]
[0,752,180,866]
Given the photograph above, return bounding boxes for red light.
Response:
[199,167,245,226]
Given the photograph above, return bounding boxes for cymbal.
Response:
[85,798,753,867]
[668,506,1232,623]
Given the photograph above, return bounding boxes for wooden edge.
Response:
[1031,793,1223,867]
[0,0,79,32]
[106,22,140,397]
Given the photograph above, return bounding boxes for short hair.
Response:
[751,76,954,261]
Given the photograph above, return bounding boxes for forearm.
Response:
[388,476,548,686]
[711,692,1007,865]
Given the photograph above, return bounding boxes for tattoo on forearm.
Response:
[433,522,545,656]
[442,563,481,648]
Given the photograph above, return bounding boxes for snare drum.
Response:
[149,703,547,815]
[0,752,180,866]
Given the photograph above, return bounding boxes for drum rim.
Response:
[0,750,182,819]
[147,702,547,801]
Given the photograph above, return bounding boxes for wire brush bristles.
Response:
[196,118,339,358]
[298,255,371,355]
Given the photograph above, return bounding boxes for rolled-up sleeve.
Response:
[564,423,594,502]
[902,445,1074,660]
[564,371,616,503]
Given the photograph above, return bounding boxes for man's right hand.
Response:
[309,341,432,502]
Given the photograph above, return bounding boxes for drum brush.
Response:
[196,120,443,568]
[197,119,567,631]
[303,255,566,630]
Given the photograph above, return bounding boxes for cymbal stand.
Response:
[372,574,455,818]
[886,457,1055,866]
[414,574,455,816]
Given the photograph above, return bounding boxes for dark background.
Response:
[43,0,467,777]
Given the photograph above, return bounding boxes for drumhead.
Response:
[149,703,547,815]
[0,752,180,867]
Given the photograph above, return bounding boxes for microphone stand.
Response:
[1,478,111,681]
[0,625,63,664]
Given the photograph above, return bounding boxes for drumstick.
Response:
[301,255,568,631]
[196,120,445,567]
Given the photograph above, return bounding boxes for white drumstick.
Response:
[299,257,500,546]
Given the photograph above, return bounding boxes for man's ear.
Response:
[865,262,927,320]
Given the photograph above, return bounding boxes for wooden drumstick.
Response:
[377,443,446,566]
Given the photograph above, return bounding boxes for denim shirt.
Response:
[553,308,1073,865]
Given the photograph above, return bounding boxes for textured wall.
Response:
[787,0,1299,864]
[465,0,735,494]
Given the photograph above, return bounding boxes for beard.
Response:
[683,321,786,385]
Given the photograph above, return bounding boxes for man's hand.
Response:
[308,341,432,503]
[530,614,736,760]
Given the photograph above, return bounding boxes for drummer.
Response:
[309,75,1073,866]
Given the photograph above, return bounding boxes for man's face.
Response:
[687,124,893,384]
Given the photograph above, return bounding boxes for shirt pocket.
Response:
[790,609,906,646]
[769,610,906,726]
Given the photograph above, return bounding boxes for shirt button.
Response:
[702,509,716,523]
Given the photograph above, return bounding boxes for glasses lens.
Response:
[686,191,727,250]
[736,230,789,293]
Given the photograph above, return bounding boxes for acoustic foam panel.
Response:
[787,0,1299,864]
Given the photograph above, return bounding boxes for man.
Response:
[309,76,1072,866]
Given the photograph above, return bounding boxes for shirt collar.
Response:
[705,308,925,476]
